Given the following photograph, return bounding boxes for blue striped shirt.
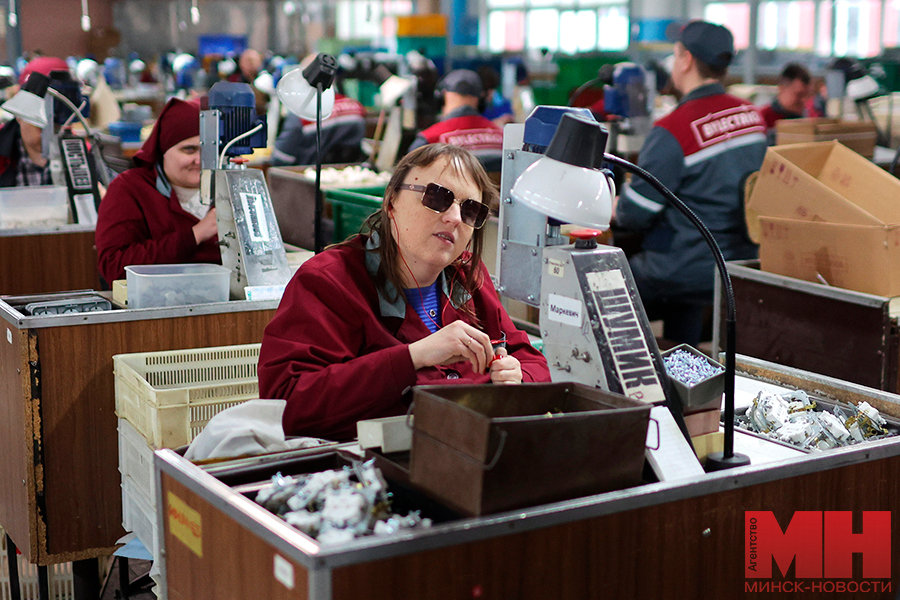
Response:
[404,281,441,333]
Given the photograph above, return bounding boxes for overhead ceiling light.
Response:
[81,0,91,31]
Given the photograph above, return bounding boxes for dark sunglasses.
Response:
[397,182,489,229]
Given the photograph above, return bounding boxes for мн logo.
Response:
[745,511,891,592]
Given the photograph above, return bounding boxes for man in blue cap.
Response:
[615,21,767,346]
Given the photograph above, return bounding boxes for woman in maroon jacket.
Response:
[259,144,551,441]
[95,98,220,284]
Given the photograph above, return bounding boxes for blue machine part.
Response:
[49,73,90,124]
[603,64,649,119]
[104,57,126,88]
[522,106,595,154]
[207,81,267,155]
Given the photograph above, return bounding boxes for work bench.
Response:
[0,225,100,296]
[714,260,900,393]
[155,357,900,599]
[0,295,277,599]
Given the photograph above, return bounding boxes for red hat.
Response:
[18,56,70,86]
[133,98,201,168]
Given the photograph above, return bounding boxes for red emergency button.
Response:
[570,228,602,249]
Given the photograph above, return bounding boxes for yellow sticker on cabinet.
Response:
[167,491,203,557]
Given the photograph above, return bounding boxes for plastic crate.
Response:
[119,418,156,509]
[113,344,261,449]
[0,528,74,600]
[122,476,159,562]
[324,189,382,242]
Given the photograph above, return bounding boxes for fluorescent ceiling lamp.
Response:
[511,113,615,230]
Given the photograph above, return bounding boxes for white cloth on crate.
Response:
[185,399,326,461]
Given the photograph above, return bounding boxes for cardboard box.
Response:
[775,118,877,158]
[692,431,724,464]
[746,141,900,296]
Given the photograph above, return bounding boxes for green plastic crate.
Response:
[325,188,384,242]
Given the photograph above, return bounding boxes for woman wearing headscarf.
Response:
[95,98,219,284]
[258,143,551,442]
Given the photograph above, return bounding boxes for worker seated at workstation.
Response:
[0,56,72,188]
[259,143,551,442]
[613,21,766,348]
[759,62,814,144]
[271,55,368,167]
[407,69,504,173]
[95,97,219,285]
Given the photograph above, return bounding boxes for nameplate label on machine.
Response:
[239,191,271,243]
[547,293,582,327]
[60,138,94,191]
[586,269,666,403]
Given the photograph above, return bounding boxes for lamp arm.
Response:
[603,152,741,462]
[47,88,93,137]
[314,83,323,254]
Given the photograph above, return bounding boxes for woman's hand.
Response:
[408,320,493,375]
[192,207,218,244]
[489,347,522,384]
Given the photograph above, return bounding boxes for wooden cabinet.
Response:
[0,226,101,296]
[0,299,276,565]
[716,261,900,393]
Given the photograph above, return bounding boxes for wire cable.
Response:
[218,122,264,169]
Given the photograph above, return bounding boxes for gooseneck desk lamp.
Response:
[511,112,749,471]
[2,70,109,221]
[276,54,337,254]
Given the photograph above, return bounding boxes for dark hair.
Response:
[347,144,499,320]
[695,58,728,80]
[780,63,811,86]
[477,65,500,91]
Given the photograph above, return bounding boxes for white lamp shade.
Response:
[1,90,48,128]
[276,66,334,120]
[253,71,276,96]
[511,156,615,230]
[378,74,414,108]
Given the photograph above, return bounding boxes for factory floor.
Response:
[100,558,156,600]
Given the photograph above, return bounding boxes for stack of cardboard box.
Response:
[746,141,900,297]
[775,118,878,159]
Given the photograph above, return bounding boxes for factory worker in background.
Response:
[95,98,219,285]
[615,21,766,347]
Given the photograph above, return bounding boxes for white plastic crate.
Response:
[0,528,74,600]
[122,476,159,563]
[113,343,261,448]
[119,418,157,510]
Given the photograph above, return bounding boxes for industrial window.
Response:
[705,0,882,57]
[334,0,414,43]
[484,0,629,53]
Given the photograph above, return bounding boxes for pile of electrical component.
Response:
[303,165,391,185]
[255,459,431,545]
[663,348,723,386]
[737,389,891,451]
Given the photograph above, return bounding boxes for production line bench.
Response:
[0,294,278,599]
[155,357,900,599]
